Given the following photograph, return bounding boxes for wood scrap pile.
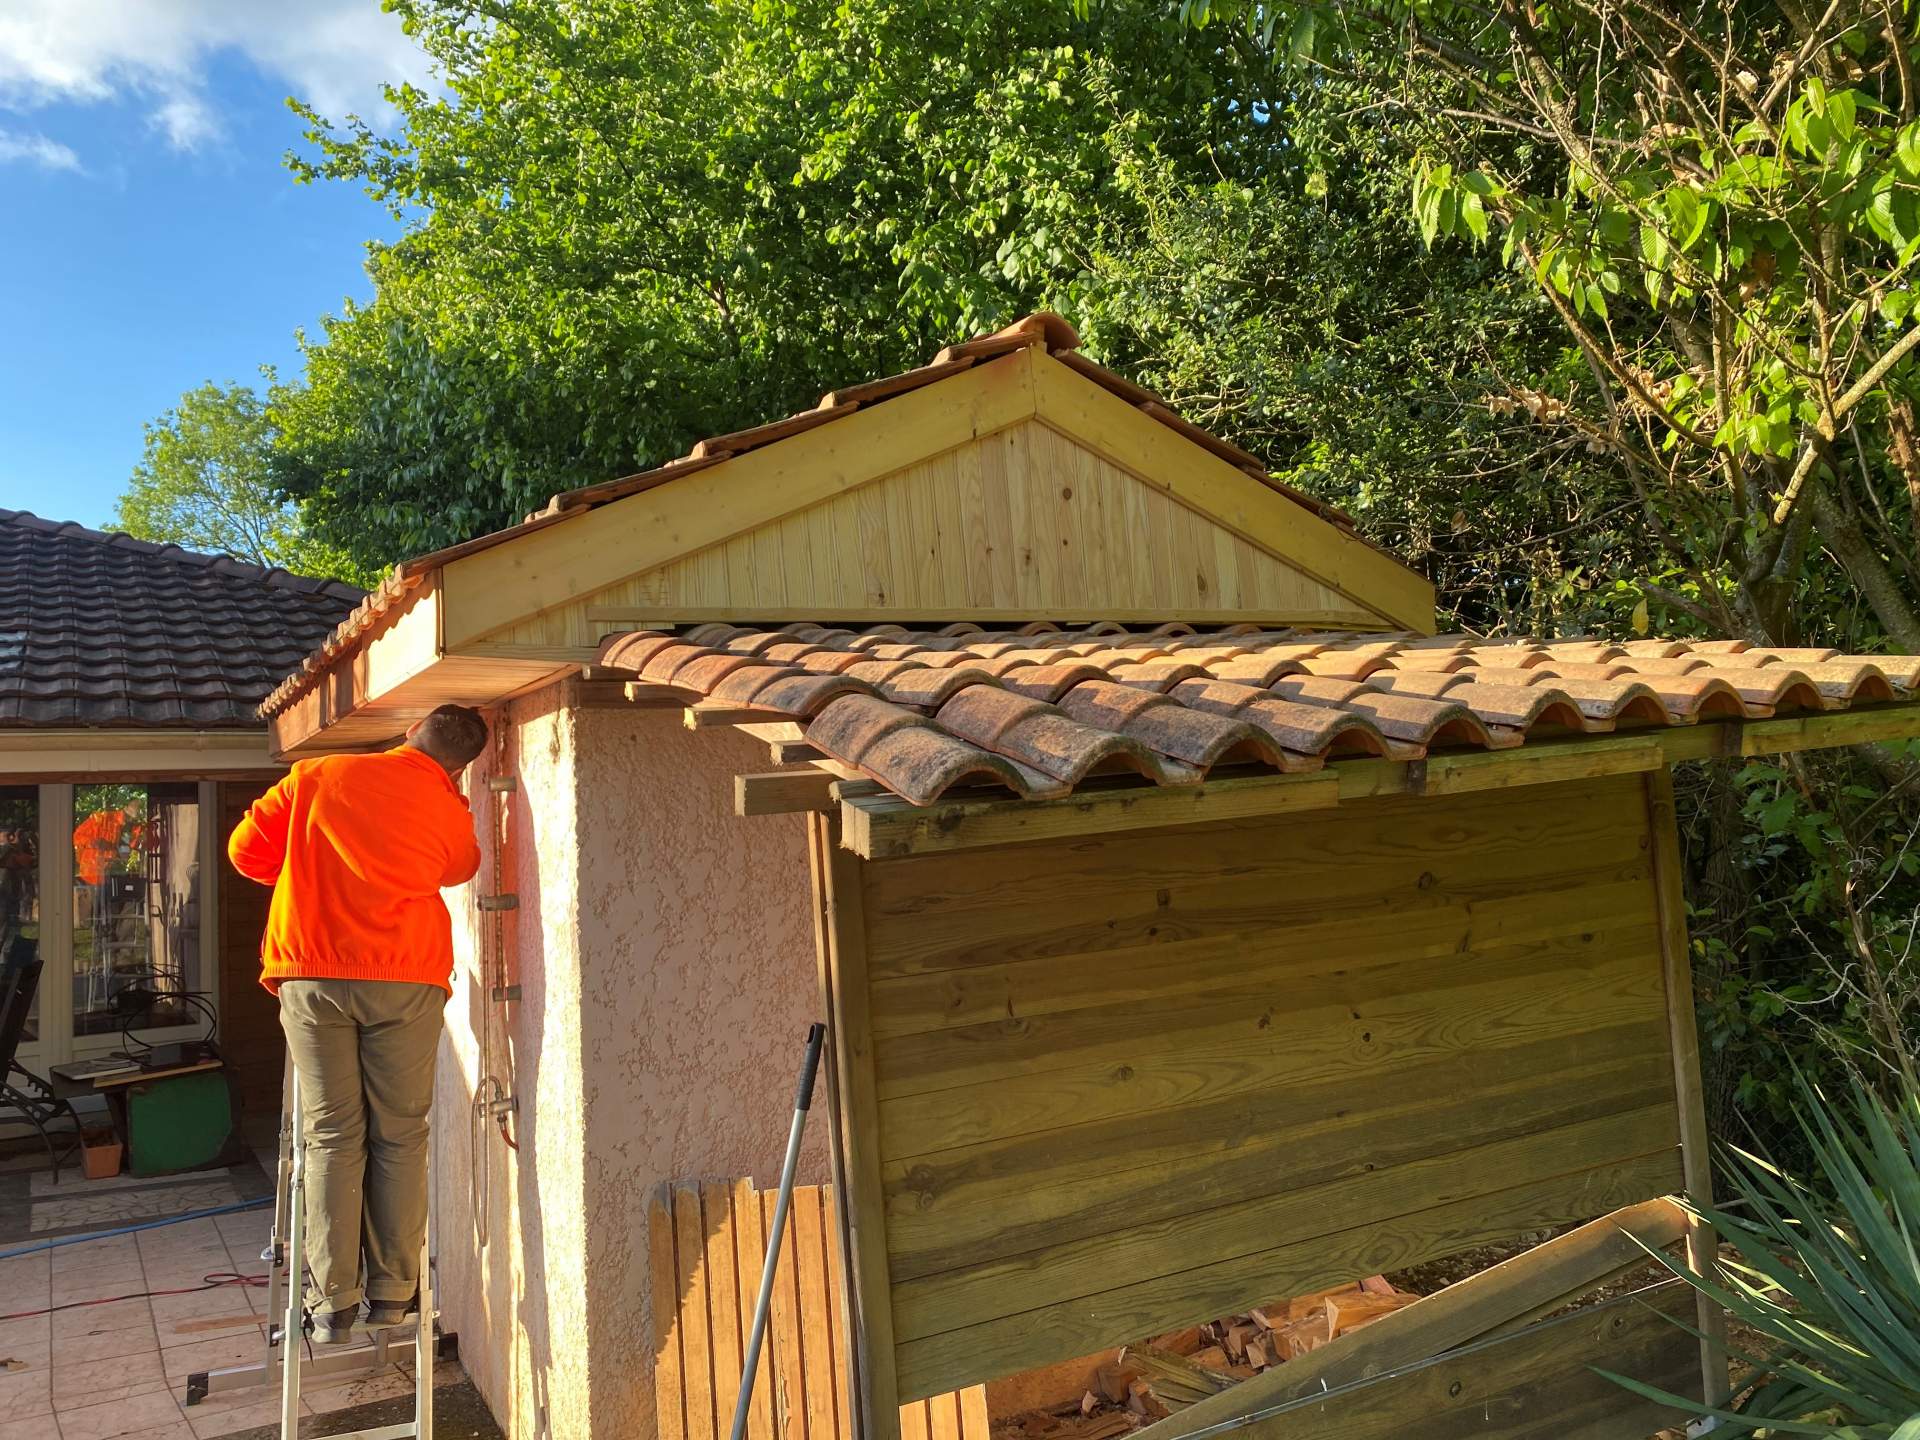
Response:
[987,1277,1417,1440]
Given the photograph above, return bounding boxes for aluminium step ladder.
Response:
[185,1054,442,1439]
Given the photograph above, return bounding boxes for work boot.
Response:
[311,1307,358,1345]
[365,1294,418,1329]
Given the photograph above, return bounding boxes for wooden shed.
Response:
[263,315,1920,1440]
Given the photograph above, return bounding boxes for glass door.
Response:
[69,781,213,1053]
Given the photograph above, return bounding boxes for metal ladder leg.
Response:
[281,1067,306,1439]
[415,1164,434,1440]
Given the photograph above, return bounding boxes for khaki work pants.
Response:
[278,979,444,1312]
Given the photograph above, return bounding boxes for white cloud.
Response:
[0,128,82,170]
[0,0,433,155]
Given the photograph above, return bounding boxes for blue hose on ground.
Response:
[0,1196,272,1263]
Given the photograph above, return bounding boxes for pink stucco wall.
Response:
[435,693,828,1439]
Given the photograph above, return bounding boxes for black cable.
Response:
[2,1270,266,1321]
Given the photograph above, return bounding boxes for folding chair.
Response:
[1,940,82,1184]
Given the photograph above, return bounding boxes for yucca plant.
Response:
[1603,1071,1920,1437]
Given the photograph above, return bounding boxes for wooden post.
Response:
[1643,766,1732,1405]
[809,813,903,1440]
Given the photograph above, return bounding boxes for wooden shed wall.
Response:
[828,772,1688,1405]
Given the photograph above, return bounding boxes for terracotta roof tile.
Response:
[0,509,361,729]
[594,623,1920,804]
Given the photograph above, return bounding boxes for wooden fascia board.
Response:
[439,348,1043,651]
[268,580,445,756]
[838,703,1920,856]
[1029,350,1437,633]
[0,728,278,781]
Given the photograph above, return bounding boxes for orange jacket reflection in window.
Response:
[73,808,132,886]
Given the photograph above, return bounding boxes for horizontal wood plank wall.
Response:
[852,773,1686,1401]
[651,1180,990,1440]
[483,421,1377,650]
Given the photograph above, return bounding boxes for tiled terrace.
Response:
[0,1208,456,1439]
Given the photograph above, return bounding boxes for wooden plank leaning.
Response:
[1130,1196,1689,1440]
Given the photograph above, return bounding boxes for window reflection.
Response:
[71,783,201,1036]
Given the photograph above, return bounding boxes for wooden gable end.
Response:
[446,347,1434,655]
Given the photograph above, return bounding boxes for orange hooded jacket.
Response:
[229,746,482,993]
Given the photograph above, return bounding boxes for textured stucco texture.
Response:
[434,695,827,1440]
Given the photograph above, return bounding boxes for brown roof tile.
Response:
[594,623,1920,805]
[0,509,361,729]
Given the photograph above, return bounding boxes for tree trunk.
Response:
[1810,483,1920,653]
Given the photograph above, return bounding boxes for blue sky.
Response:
[0,2,427,529]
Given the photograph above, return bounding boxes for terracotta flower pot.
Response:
[80,1127,123,1180]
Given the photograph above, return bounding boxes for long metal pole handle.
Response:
[729,1024,826,1440]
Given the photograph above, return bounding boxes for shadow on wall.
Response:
[457,697,558,1437]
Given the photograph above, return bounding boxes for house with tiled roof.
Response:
[259,316,1920,1440]
[0,509,361,1112]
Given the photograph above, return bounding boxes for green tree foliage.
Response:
[269,0,1570,595]
[116,381,368,584]
[1180,0,1920,657]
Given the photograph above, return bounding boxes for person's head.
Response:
[405,705,489,776]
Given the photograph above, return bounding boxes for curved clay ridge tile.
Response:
[1169,679,1375,764]
[681,622,751,646]
[819,355,977,410]
[1202,653,1310,687]
[1447,682,1600,734]
[672,652,767,692]
[1083,645,1173,668]
[1109,660,1211,691]
[760,641,830,665]
[1643,674,1747,721]
[1616,657,1709,676]
[1795,660,1897,704]
[1616,640,1698,658]
[1706,668,1828,712]
[1000,662,1113,702]
[1741,646,1841,664]
[1056,681,1282,771]
[842,659,922,686]
[797,650,870,675]
[807,694,1064,805]
[1368,671,1472,699]
[691,401,857,461]
[719,631,803,657]
[1458,666,1558,688]
[1531,661,1632,681]
[1537,641,1626,663]
[1871,655,1920,690]
[752,672,878,717]
[936,685,1195,787]
[1533,678,1671,725]
[1383,651,1476,673]
[1346,691,1506,750]
[1683,638,1752,654]
[637,643,722,685]
[708,664,802,705]
[876,667,1003,710]
[1299,653,1392,680]
[597,631,678,670]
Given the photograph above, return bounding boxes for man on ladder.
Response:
[229,705,487,1428]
